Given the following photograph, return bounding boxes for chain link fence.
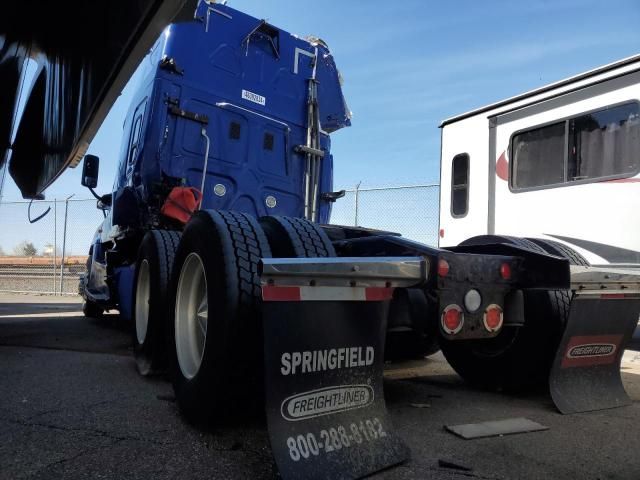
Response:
[0,184,440,295]
[0,198,103,295]
[330,184,440,247]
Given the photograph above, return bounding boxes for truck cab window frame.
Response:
[451,153,469,218]
[509,100,640,191]
[120,98,148,188]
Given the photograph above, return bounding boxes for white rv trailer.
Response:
[439,54,640,266]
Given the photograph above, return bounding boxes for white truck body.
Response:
[439,54,640,266]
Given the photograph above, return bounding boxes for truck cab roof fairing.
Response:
[0,0,193,199]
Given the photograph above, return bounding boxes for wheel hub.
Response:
[175,252,208,379]
[135,259,151,345]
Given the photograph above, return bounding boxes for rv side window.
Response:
[511,101,640,190]
[569,102,640,181]
[511,122,565,189]
[451,153,469,217]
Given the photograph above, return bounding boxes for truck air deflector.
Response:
[261,257,420,478]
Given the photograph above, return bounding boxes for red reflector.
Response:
[439,228,445,238]
[500,263,511,280]
[600,293,625,299]
[441,305,464,334]
[262,286,301,302]
[438,259,450,277]
[365,287,395,301]
[483,305,503,332]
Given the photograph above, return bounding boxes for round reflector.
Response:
[483,304,504,332]
[500,263,511,280]
[438,259,450,277]
[463,289,482,312]
[442,304,464,334]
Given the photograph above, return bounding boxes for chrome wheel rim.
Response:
[175,252,208,379]
[135,259,151,345]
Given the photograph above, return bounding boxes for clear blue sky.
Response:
[3,0,640,200]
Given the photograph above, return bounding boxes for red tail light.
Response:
[438,259,450,277]
[500,262,511,280]
[441,305,464,334]
[483,304,504,332]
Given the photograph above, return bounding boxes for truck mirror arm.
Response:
[321,190,346,202]
[87,187,112,208]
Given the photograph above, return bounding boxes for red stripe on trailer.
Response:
[603,178,640,183]
[496,151,509,181]
[600,293,626,299]
[262,286,301,302]
[365,287,395,301]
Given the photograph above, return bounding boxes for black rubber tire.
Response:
[168,210,271,424]
[439,235,570,391]
[82,300,103,319]
[458,235,548,254]
[258,215,336,258]
[81,248,102,319]
[527,238,590,266]
[132,230,181,376]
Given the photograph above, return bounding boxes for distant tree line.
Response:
[0,241,39,256]
[0,241,65,257]
[13,241,38,256]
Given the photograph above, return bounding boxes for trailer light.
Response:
[463,289,482,312]
[483,304,503,332]
[500,262,511,280]
[442,304,464,334]
[438,259,450,277]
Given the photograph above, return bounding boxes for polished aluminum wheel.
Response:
[175,252,208,379]
[135,259,151,345]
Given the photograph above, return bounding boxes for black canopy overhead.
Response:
[0,0,193,198]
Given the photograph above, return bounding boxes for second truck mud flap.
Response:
[550,266,640,414]
[260,257,425,479]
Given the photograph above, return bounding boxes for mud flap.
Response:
[262,286,410,479]
[549,293,640,414]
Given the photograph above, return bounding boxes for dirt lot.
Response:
[1,294,639,480]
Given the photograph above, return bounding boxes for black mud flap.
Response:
[262,285,410,480]
[549,293,640,414]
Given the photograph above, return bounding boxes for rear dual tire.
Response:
[168,210,272,424]
[259,215,336,258]
[132,230,181,376]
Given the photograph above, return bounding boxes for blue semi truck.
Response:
[78,3,640,475]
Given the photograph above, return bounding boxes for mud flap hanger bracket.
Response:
[260,256,428,288]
